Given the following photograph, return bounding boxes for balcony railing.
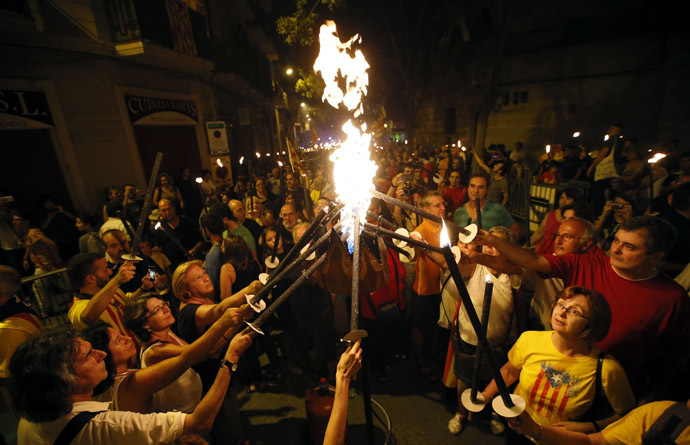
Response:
[105,0,211,59]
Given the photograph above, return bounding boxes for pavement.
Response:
[238,353,507,445]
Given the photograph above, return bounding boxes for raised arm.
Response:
[183,331,254,435]
[194,280,263,328]
[473,151,491,174]
[323,340,363,445]
[118,307,251,412]
[80,262,136,325]
[472,230,550,274]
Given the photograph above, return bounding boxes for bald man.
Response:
[229,199,262,247]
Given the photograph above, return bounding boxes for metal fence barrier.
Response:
[19,268,72,327]
[506,172,591,238]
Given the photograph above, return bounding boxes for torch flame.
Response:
[195,177,203,184]
[314,21,376,250]
[572,131,581,138]
[314,21,369,118]
[485,274,493,284]
[440,220,451,249]
[216,159,223,168]
[154,222,161,230]
[239,156,244,164]
[545,145,551,154]
[648,153,667,164]
[604,134,610,141]
[278,160,283,167]
[255,152,261,158]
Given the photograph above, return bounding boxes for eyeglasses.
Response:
[552,232,583,242]
[554,301,590,320]
[147,301,169,318]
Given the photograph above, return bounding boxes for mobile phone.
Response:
[148,269,157,280]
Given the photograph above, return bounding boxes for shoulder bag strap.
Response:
[54,410,105,445]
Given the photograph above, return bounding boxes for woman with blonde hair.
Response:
[171,261,261,387]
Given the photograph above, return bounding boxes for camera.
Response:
[611,203,625,210]
[402,181,420,197]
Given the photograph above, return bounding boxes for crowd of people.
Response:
[1,125,690,444]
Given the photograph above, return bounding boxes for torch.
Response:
[647,152,667,212]
[195,177,205,211]
[244,228,348,335]
[440,221,524,418]
[370,189,477,244]
[264,217,283,270]
[122,152,163,262]
[461,274,493,412]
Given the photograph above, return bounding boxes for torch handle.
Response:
[474,197,483,230]
[362,223,445,254]
[470,285,493,402]
[370,189,470,236]
[250,222,339,304]
[130,152,164,258]
[251,254,329,329]
[443,247,514,408]
[350,215,361,332]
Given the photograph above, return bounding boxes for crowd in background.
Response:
[1,123,690,444]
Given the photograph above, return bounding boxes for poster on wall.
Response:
[206,121,229,154]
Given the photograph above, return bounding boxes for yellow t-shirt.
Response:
[602,401,690,444]
[508,331,635,426]
[0,310,42,378]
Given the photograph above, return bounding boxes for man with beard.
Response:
[66,253,152,344]
[101,229,168,294]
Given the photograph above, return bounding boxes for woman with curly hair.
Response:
[153,173,184,210]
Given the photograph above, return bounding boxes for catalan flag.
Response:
[528,362,580,421]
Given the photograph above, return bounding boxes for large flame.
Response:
[314,21,376,250]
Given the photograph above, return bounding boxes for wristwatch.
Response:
[219,358,238,372]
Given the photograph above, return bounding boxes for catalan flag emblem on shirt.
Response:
[529,362,582,420]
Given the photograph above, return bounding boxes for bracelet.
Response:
[591,420,601,432]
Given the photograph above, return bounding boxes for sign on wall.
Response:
[0,90,54,130]
[125,94,198,126]
[206,121,229,154]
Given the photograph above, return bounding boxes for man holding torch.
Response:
[410,191,446,381]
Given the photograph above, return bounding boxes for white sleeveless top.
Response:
[140,332,203,413]
[457,264,518,347]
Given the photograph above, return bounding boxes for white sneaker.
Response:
[490,412,506,435]
[448,412,466,435]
